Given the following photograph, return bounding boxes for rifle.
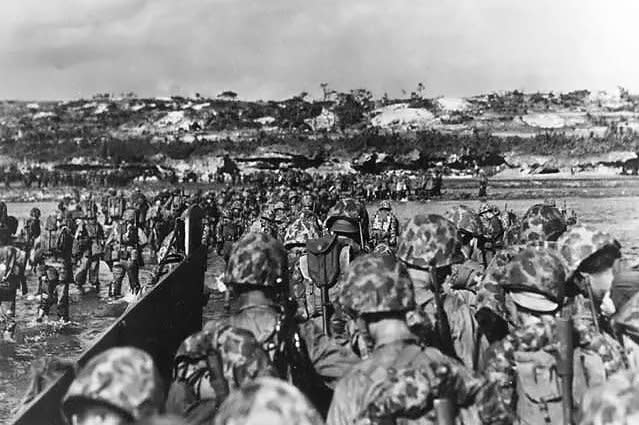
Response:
[556,316,574,425]
[434,398,455,425]
[429,260,457,360]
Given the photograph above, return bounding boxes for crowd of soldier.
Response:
[10,183,635,425]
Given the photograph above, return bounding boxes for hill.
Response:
[2,87,639,179]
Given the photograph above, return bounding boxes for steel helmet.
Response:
[502,247,567,311]
[379,200,392,211]
[62,347,163,422]
[260,206,275,222]
[519,204,567,243]
[30,207,41,219]
[339,254,415,316]
[174,331,213,364]
[444,205,483,237]
[325,198,369,238]
[397,214,462,269]
[214,377,323,425]
[283,218,321,249]
[231,200,243,211]
[557,225,620,276]
[224,232,288,289]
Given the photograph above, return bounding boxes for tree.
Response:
[218,91,238,100]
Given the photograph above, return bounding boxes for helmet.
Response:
[214,377,323,425]
[231,201,242,211]
[123,209,137,222]
[62,347,163,422]
[557,225,620,275]
[30,207,41,219]
[224,232,288,289]
[260,206,275,222]
[519,204,567,243]
[301,194,314,209]
[478,202,499,216]
[283,218,321,249]
[273,201,286,212]
[108,188,116,196]
[339,254,415,315]
[288,190,299,201]
[397,214,462,269]
[174,331,213,363]
[579,370,639,425]
[379,200,392,211]
[502,247,566,310]
[444,205,483,236]
[325,198,368,238]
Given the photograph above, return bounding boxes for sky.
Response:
[1,0,639,100]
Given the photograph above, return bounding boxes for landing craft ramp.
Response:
[10,206,207,425]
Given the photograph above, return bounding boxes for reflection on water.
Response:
[2,196,639,422]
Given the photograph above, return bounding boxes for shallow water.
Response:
[2,195,639,422]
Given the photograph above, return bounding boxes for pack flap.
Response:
[306,235,338,255]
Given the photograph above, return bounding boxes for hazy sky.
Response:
[1,0,639,100]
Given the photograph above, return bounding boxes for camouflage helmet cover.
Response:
[339,254,416,315]
[214,377,323,425]
[502,247,567,305]
[283,218,322,248]
[301,194,314,208]
[557,225,620,275]
[519,204,567,243]
[62,347,163,421]
[326,198,365,224]
[579,369,639,425]
[224,232,289,289]
[123,208,137,222]
[175,331,213,362]
[444,205,483,236]
[397,214,462,269]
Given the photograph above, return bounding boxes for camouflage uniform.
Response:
[481,248,627,425]
[579,369,639,425]
[215,377,324,425]
[248,206,278,239]
[166,325,275,424]
[215,204,245,261]
[62,347,163,423]
[327,254,509,425]
[397,214,482,369]
[444,205,486,291]
[370,200,399,248]
[215,232,358,416]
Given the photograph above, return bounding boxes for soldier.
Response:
[105,188,126,226]
[481,247,626,425]
[20,207,41,295]
[478,203,504,266]
[166,325,275,423]
[558,225,622,340]
[0,245,27,341]
[74,202,105,294]
[370,200,399,249]
[299,194,322,232]
[478,169,488,197]
[0,201,13,246]
[215,205,245,262]
[248,206,278,239]
[105,208,146,298]
[35,213,74,322]
[273,201,290,240]
[62,347,164,425]
[327,254,509,425]
[215,377,324,425]
[283,218,323,324]
[212,232,358,416]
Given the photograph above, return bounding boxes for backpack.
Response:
[514,347,608,425]
[41,216,59,255]
[107,196,126,220]
[306,235,341,289]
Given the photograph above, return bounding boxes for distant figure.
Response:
[478,169,488,197]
